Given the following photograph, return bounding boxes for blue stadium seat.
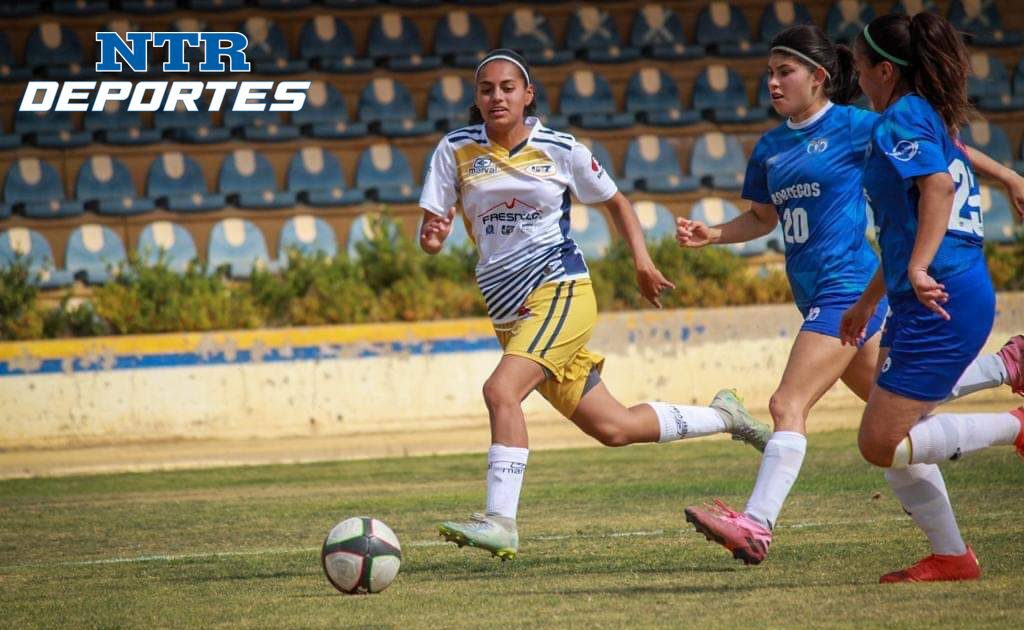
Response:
[367,13,440,71]
[968,53,1024,112]
[625,68,700,127]
[890,0,938,15]
[85,99,161,145]
[434,11,489,68]
[357,78,433,137]
[559,70,634,130]
[207,218,276,278]
[239,17,306,74]
[346,213,401,259]
[52,1,109,16]
[154,97,231,144]
[531,81,568,131]
[293,81,368,139]
[76,155,156,216]
[299,16,373,73]
[691,132,747,190]
[278,215,338,265]
[695,2,767,57]
[287,147,365,206]
[693,65,768,124]
[948,0,1023,47]
[427,76,474,130]
[979,185,1021,244]
[0,228,73,288]
[15,109,91,149]
[579,137,633,194]
[570,205,612,260]
[4,158,84,219]
[1016,59,1024,99]
[624,135,698,193]
[136,221,197,273]
[323,0,374,7]
[223,90,301,142]
[356,144,420,203]
[629,4,703,60]
[121,0,176,13]
[219,149,297,210]
[633,201,677,242]
[0,32,31,82]
[500,9,574,66]
[256,0,313,8]
[690,197,769,256]
[186,0,246,9]
[759,2,814,43]
[66,224,127,284]
[146,152,227,213]
[25,22,91,78]
[826,0,876,44]
[0,1,41,17]
[566,6,639,63]
[960,120,1014,167]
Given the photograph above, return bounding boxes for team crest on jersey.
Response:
[469,157,498,175]
[886,140,919,162]
[806,138,828,154]
[527,162,556,176]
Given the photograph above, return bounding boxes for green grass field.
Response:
[1,429,1021,629]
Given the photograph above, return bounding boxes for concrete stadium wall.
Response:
[2,293,1022,449]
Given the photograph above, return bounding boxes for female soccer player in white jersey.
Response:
[419,49,773,560]
[676,25,1024,566]
[842,12,1024,583]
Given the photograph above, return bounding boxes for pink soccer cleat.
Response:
[1012,408,1024,460]
[997,335,1024,396]
[684,499,772,565]
[879,546,981,583]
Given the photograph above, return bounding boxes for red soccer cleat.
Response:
[880,546,981,583]
[684,499,772,565]
[997,335,1024,396]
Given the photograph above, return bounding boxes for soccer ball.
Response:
[320,517,402,594]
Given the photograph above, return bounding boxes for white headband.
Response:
[771,46,831,81]
[475,54,531,85]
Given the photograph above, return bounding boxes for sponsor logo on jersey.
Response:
[771,182,821,206]
[469,157,498,175]
[527,162,556,176]
[886,140,919,162]
[806,138,828,154]
[479,198,542,229]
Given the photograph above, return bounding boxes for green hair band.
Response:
[863,24,909,67]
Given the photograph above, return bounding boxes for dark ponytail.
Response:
[770,25,862,105]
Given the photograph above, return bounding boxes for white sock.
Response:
[884,464,966,555]
[648,402,727,442]
[908,412,1021,464]
[485,444,529,520]
[947,354,1008,400]
[744,431,807,529]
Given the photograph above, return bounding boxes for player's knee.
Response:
[482,378,517,411]
[768,391,802,429]
[591,424,631,447]
[858,430,907,468]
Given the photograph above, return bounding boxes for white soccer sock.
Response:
[947,354,1008,400]
[908,412,1021,464]
[744,431,807,529]
[885,464,966,555]
[485,444,529,520]
[648,402,727,442]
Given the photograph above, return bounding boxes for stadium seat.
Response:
[633,201,677,242]
[278,215,338,265]
[256,0,313,8]
[239,17,306,74]
[427,76,474,130]
[292,81,368,140]
[1015,59,1024,99]
[52,0,109,15]
[85,99,161,145]
[136,221,197,273]
[579,137,633,194]
[186,0,246,9]
[146,152,227,213]
[154,97,231,144]
[434,11,489,68]
[625,68,700,127]
[25,22,91,78]
[299,16,373,74]
[624,135,698,193]
[0,228,73,288]
[826,0,876,44]
[570,204,612,260]
[959,120,1014,167]
[759,2,814,43]
[691,132,747,190]
[531,81,568,130]
[890,0,938,16]
[223,90,301,142]
[968,53,1024,112]
[66,224,127,284]
[629,4,703,60]
[14,109,92,149]
[0,32,31,82]
[500,9,574,66]
[207,218,276,278]
[695,2,767,57]
[357,78,433,137]
[979,185,1020,244]
[559,70,634,130]
[346,212,401,259]
[76,155,156,216]
[690,197,769,256]
[356,144,420,203]
[287,147,365,206]
[4,158,84,219]
[367,13,440,71]
[0,1,41,17]
[947,0,1023,47]
[121,0,176,13]
[693,65,768,124]
[322,0,374,7]
[566,6,639,63]
[218,149,297,210]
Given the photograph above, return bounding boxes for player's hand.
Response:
[840,299,875,346]
[635,261,676,309]
[1001,169,1024,220]
[420,207,455,254]
[675,217,718,248]
[908,267,950,320]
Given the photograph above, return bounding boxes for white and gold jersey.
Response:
[420,117,617,324]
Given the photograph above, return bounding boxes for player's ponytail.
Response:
[770,25,862,105]
[908,12,974,132]
[831,44,861,105]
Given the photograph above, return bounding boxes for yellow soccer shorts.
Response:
[494,279,605,418]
